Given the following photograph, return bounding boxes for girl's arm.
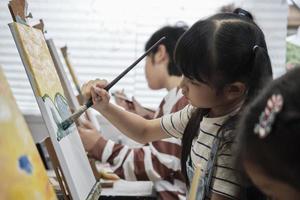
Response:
[100,103,168,143]
[82,79,168,143]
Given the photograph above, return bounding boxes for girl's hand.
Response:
[81,79,110,111]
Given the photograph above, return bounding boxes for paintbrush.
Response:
[60,36,166,130]
[111,92,155,112]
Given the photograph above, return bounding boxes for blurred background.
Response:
[0,0,299,143]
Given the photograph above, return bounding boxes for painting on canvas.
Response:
[9,22,96,200]
[0,67,57,200]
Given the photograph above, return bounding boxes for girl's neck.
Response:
[208,97,244,118]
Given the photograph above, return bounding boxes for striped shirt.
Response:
[89,88,188,200]
[161,105,241,199]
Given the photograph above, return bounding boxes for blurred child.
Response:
[79,25,189,200]
[237,67,300,200]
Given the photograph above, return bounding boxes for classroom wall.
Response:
[0,0,288,143]
[0,0,234,115]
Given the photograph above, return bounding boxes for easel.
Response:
[60,46,101,132]
[8,1,101,199]
[60,46,83,103]
[46,38,101,180]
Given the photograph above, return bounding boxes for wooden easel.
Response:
[59,46,101,132]
[8,2,73,199]
[45,137,72,200]
[46,39,101,181]
[60,46,83,103]
[8,1,101,199]
[58,46,106,180]
[59,47,106,179]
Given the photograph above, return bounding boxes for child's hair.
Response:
[174,9,273,184]
[145,25,188,76]
[237,67,300,190]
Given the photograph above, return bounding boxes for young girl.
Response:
[236,67,300,200]
[82,9,273,199]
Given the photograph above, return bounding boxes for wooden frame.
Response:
[8,1,101,199]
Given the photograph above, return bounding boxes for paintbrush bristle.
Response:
[60,105,88,130]
[61,118,73,130]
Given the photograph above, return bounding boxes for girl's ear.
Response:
[224,82,247,101]
[153,44,167,64]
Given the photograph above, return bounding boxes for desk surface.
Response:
[48,170,156,198]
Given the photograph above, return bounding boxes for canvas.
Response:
[0,67,57,200]
[9,22,98,200]
[47,39,101,132]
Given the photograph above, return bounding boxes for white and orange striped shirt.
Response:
[89,88,188,200]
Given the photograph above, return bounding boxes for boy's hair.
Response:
[237,67,300,190]
[145,25,188,76]
[174,8,273,184]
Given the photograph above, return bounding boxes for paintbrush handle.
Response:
[85,98,93,108]
[84,36,166,109]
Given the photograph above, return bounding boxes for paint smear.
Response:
[18,155,32,174]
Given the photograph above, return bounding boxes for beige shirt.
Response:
[161,105,241,199]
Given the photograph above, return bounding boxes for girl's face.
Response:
[180,76,246,116]
[244,160,300,200]
[179,76,225,109]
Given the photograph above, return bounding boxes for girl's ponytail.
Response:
[244,45,273,105]
[180,108,208,186]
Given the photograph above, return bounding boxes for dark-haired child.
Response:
[236,67,300,200]
[81,9,273,199]
[79,25,189,200]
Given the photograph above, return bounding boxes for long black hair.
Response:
[174,9,273,184]
[237,67,300,191]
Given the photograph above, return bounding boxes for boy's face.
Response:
[244,160,300,200]
[144,54,165,90]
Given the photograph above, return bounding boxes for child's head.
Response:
[175,9,272,110]
[237,67,300,200]
[144,25,187,90]
[178,8,274,186]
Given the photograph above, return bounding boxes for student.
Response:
[112,25,188,119]
[236,67,300,200]
[81,9,273,199]
[79,25,189,200]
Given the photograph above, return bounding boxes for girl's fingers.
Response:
[91,86,110,104]
[81,79,108,100]
[95,80,108,88]
[91,86,101,103]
